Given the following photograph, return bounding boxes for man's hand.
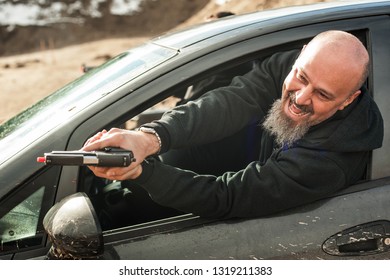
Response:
[82,128,160,180]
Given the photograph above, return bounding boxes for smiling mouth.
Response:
[287,92,313,117]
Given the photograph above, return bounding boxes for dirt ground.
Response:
[0,0,329,124]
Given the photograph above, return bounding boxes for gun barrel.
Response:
[36,149,135,167]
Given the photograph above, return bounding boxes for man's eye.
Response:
[297,73,307,83]
[318,91,329,100]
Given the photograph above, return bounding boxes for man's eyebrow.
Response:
[298,67,336,100]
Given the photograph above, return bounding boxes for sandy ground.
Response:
[0,0,328,124]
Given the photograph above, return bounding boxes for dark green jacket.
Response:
[133,50,384,218]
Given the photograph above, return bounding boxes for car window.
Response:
[0,167,59,257]
[0,187,44,244]
[77,29,372,233]
[76,57,278,231]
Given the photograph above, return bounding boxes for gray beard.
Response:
[262,99,311,147]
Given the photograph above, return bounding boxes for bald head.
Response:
[303,30,369,94]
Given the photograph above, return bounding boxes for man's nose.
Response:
[295,87,312,105]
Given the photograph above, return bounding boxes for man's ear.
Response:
[339,90,361,110]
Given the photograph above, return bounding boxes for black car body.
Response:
[0,0,390,260]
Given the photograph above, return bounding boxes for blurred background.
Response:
[0,0,330,123]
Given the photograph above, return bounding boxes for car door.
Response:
[57,14,390,260]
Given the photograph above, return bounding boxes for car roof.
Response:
[151,0,390,49]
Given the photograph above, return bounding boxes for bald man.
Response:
[84,30,383,219]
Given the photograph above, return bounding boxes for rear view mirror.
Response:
[43,192,103,259]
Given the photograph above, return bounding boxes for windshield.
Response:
[0,43,177,165]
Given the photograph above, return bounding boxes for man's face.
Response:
[263,43,362,146]
[281,45,361,127]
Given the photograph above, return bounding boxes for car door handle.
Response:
[322,220,390,256]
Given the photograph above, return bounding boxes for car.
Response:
[1,0,390,260]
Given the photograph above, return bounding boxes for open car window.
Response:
[76,60,259,231]
[75,29,372,233]
[75,49,302,231]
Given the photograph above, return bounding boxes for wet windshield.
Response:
[0,43,177,164]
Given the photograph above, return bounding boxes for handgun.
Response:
[37,148,135,167]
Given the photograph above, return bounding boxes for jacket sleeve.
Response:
[133,148,364,219]
[146,50,299,153]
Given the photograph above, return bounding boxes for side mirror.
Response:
[43,192,103,259]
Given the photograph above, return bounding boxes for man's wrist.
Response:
[138,126,162,155]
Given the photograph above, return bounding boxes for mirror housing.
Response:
[43,192,104,259]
